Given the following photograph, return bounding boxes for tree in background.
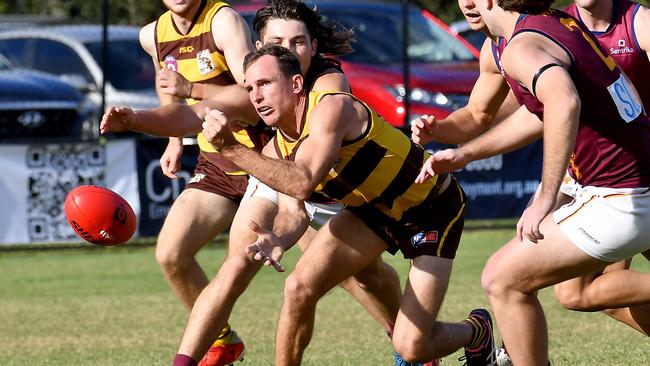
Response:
[0,0,648,30]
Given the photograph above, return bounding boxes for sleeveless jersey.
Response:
[156,0,270,173]
[491,10,650,188]
[273,90,444,220]
[565,0,650,106]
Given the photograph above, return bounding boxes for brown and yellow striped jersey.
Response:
[155,0,268,171]
[274,90,444,220]
[155,0,233,103]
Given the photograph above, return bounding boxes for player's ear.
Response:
[255,40,263,50]
[292,74,304,94]
[310,38,318,57]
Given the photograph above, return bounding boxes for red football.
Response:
[64,185,136,246]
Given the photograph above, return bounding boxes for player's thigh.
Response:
[395,255,453,337]
[290,210,388,297]
[484,215,609,294]
[159,188,238,251]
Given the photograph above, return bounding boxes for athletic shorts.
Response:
[243,175,343,229]
[559,172,580,197]
[553,183,650,262]
[347,174,466,259]
[185,150,248,203]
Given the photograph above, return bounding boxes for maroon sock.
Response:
[172,354,197,366]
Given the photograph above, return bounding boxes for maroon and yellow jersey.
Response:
[565,0,650,106]
[273,91,448,221]
[155,0,234,102]
[491,10,650,188]
[155,0,270,172]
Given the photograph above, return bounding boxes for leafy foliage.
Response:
[1,0,647,26]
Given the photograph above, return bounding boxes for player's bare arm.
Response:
[411,38,510,145]
[213,7,255,85]
[502,33,580,242]
[635,4,650,60]
[310,70,351,93]
[205,94,360,200]
[416,102,543,183]
[140,21,180,105]
[100,90,258,137]
[139,20,185,178]
[281,94,364,195]
[247,184,310,272]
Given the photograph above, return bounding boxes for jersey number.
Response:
[607,74,644,123]
[560,18,616,71]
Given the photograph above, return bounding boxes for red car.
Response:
[237,0,479,128]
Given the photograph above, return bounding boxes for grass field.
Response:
[1,228,649,365]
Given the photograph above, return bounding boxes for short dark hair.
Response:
[243,44,303,78]
[253,0,354,55]
[497,0,554,14]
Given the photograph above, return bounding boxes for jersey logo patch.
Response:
[411,230,439,248]
[197,49,215,75]
[610,39,634,55]
[164,55,178,71]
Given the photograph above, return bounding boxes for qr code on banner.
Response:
[26,143,106,242]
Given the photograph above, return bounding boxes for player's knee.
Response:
[481,263,510,299]
[219,257,261,292]
[553,284,587,310]
[283,272,317,306]
[155,241,191,273]
[392,335,429,363]
[349,265,381,292]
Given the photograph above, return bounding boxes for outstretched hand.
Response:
[246,221,286,272]
[100,106,136,134]
[415,148,468,183]
[411,115,438,145]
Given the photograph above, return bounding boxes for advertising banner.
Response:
[0,140,138,245]
[134,139,198,237]
[425,140,543,219]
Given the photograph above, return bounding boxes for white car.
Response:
[0,24,160,115]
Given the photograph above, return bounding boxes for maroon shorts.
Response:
[185,150,248,203]
[347,174,466,259]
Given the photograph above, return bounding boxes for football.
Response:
[64,185,136,246]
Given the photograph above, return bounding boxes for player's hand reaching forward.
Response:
[411,115,439,145]
[246,221,286,272]
[415,148,468,183]
[100,106,136,134]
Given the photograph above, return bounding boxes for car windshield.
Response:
[85,39,155,91]
[321,8,476,64]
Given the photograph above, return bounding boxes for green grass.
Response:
[1,229,649,365]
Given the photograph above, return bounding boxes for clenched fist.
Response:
[201,107,237,149]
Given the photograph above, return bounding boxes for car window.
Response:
[321,9,475,64]
[84,40,156,91]
[31,39,94,83]
[0,38,33,67]
[0,54,9,70]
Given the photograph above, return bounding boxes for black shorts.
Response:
[184,150,248,203]
[347,174,466,259]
